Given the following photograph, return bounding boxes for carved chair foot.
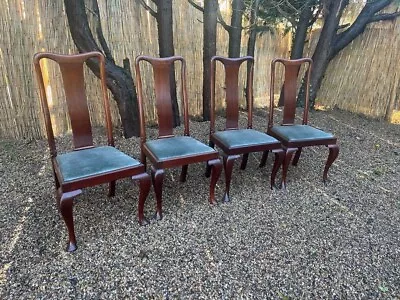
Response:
[154,211,163,221]
[139,218,150,226]
[222,192,231,203]
[67,242,77,252]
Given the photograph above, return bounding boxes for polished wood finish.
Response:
[33,52,151,252]
[208,56,284,201]
[268,58,339,187]
[135,55,222,219]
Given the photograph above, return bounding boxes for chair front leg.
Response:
[58,190,81,252]
[222,155,240,202]
[281,147,298,189]
[205,141,215,178]
[180,165,188,182]
[240,153,249,170]
[207,158,222,205]
[151,166,164,221]
[270,149,285,189]
[108,181,116,197]
[323,144,339,182]
[292,147,302,166]
[132,172,152,226]
[259,150,269,168]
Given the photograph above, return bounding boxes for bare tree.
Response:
[300,0,400,107]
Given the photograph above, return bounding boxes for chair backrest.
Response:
[33,51,113,158]
[269,58,312,128]
[210,56,254,134]
[135,55,189,143]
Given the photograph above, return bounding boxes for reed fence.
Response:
[0,0,398,139]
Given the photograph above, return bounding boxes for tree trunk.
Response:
[64,0,139,137]
[298,0,348,107]
[156,0,180,126]
[245,0,260,109]
[228,0,245,58]
[202,0,218,121]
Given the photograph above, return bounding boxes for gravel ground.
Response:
[0,108,399,299]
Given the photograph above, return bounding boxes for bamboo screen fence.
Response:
[0,0,398,139]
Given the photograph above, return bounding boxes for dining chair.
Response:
[207,56,284,202]
[33,51,151,252]
[134,55,222,220]
[267,58,339,188]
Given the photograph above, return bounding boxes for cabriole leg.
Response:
[151,167,164,221]
[281,148,297,189]
[132,173,152,226]
[323,144,339,182]
[58,190,81,252]
[207,158,222,205]
[271,149,285,189]
[205,141,215,178]
[222,155,239,202]
[292,147,302,166]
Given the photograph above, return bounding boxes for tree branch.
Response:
[332,0,397,58]
[90,0,115,64]
[188,0,204,12]
[138,0,157,18]
[368,11,400,23]
[217,4,231,31]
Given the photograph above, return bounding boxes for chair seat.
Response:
[212,129,280,153]
[270,125,335,144]
[56,146,141,183]
[144,136,217,162]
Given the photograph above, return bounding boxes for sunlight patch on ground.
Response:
[390,110,400,124]
[0,197,33,294]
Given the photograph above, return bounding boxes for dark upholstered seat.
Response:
[144,136,216,162]
[212,129,280,154]
[33,52,151,252]
[208,56,284,202]
[56,146,141,183]
[269,125,334,143]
